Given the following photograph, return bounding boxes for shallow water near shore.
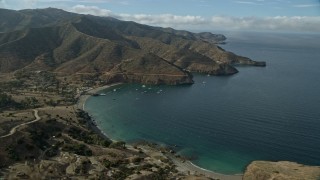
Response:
[85,32,320,174]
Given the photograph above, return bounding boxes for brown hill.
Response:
[0,8,266,85]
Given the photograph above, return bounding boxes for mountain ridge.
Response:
[0,8,266,85]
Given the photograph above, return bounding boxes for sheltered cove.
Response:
[77,83,243,180]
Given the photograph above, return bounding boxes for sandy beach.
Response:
[76,83,243,180]
[175,160,243,180]
[75,83,122,111]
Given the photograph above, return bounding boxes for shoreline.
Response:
[76,83,243,180]
[75,83,123,111]
[75,83,122,141]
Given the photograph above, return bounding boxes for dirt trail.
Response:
[0,109,41,138]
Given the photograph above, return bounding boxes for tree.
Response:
[0,93,19,110]
[20,97,39,108]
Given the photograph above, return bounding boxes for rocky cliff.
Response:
[243,161,320,180]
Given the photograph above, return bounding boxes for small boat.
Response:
[100,93,106,96]
[113,89,117,92]
[142,85,146,88]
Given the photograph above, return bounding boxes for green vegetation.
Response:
[74,160,91,175]
[102,158,135,179]
[0,92,18,110]
[29,130,50,150]
[131,157,143,164]
[45,144,60,158]
[0,80,24,91]
[20,97,40,108]
[14,70,35,80]
[67,127,111,147]
[5,145,20,161]
[112,165,134,179]
[44,99,57,107]
[103,159,129,168]
[76,110,91,124]
[109,141,126,149]
[148,167,171,180]
[27,121,63,152]
[0,91,42,110]
[62,144,92,156]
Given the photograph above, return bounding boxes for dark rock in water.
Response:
[252,61,267,67]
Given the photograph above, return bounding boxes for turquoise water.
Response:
[85,32,320,174]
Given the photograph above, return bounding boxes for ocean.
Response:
[85,31,320,174]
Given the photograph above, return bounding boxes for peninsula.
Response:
[0,8,265,85]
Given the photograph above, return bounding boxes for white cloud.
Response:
[70,5,206,28]
[293,4,320,8]
[1,0,122,9]
[68,5,320,33]
[38,0,111,2]
[2,2,320,33]
[1,0,38,9]
[234,1,263,5]
[71,4,112,16]
[210,16,320,32]
[37,0,127,4]
[0,0,6,8]
[117,13,206,27]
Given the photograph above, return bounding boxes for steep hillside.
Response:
[0,8,266,85]
[105,53,194,85]
[0,26,62,72]
[0,8,78,32]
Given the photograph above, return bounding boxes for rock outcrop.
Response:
[243,161,320,180]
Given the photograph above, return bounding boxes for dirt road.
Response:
[0,109,41,138]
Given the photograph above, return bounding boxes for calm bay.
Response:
[85,32,320,174]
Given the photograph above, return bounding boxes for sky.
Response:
[1,0,320,33]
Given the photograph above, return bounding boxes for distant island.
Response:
[1,8,319,180]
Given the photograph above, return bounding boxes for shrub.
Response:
[109,141,126,149]
[62,144,92,156]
